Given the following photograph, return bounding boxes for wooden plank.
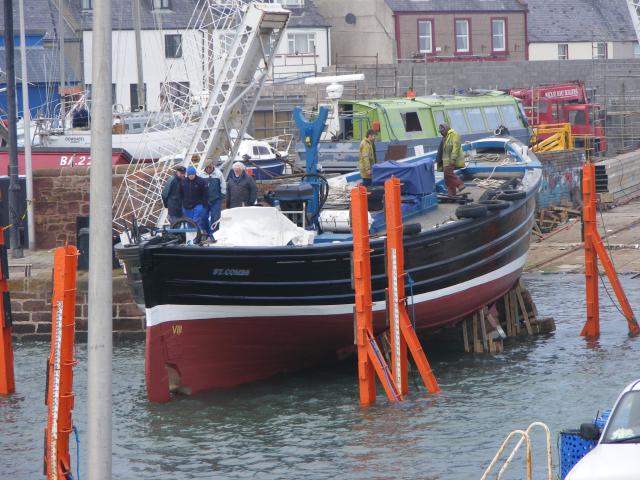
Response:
[504,293,512,337]
[479,308,488,351]
[462,319,470,353]
[516,287,534,335]
[472,313,482,353]
[510,290,520,335]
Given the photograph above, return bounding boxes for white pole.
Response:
[58,0,66,129]
[87,0,112,477]
[18,0,35,250]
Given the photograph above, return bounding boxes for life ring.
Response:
[496,189,526,201]
[455,203,488,219]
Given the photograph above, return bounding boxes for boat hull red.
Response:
[0,147,132,174]
[145,261,522,402]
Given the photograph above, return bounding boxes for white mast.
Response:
[87,0,113,477]
[18,0,35,249]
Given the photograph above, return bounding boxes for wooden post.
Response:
[504,293,513,337]
[0,233,14,395]
[516,286,534,335]
[479,307,488,351]
[45,245,78,479]
[351,186,400,406]
[384,177,440,394]
[462,319,470,353]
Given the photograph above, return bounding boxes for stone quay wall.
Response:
[9,271,144,341]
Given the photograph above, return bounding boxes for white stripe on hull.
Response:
[145,253,527,327]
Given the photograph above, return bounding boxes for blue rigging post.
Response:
[293,106,329,227]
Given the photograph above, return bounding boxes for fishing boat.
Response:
[303,90,531,172]
[116,130,542,402]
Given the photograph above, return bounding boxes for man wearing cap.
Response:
[161,165,186,225]
[180,165,209,231]
[439,123,466,196]
[358,129,377,187]
[201,163,226,239]
[226,162,257,208]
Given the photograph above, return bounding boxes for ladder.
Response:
[183,3,290,175]
[112,2,290,231]
[627,1,640,46]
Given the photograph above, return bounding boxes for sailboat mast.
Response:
[3,0,24,258]
[57,0,66,129]
[133,0,145,110]
[18,0,35,249]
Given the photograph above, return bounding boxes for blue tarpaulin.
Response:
[371,157,436,195]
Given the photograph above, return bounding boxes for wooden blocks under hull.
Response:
[460,280,556,354]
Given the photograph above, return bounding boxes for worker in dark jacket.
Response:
[227,162,257,208]
[439,123,466,196]
[161,165,186,225]
[181,165,209,231]
[201,163,226,239]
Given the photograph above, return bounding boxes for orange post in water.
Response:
[351,186,401,406]
[0,232,15,396]
[581,163,639,338]
[45,245,78,479]
[384,177,440,395]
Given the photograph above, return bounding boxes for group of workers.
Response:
[161,161,257,240]
[358,123,466,197]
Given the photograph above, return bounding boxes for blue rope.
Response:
[368,337,399,402]
[406,273,416,330]
[70,425,80,480]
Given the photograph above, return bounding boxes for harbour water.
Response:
[2,272,640,479]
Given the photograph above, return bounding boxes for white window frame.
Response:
[152,0,171,10]
[287,33,316,55]
[455,19,470,53]
[280,0,304,6]
[558,43,569,60]
[81,0,92,9]
[634,43,640,59]
[491,19,506,52]
[594,42,607,60]
[418,20,433,54]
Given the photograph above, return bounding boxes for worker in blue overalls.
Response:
[201,163,226,240]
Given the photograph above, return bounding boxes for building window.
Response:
[455,19,470,53]
[287,33,315,54]
[164,34,182,58]
[634,43,640,59]
[280,0,304,6]
[81,0,92,9]
[558,43,569,60]
[418,20,433,53]
[153,0,171,9]
[129,83,147,111]
[594,42,607,59]
[492,19,506,52]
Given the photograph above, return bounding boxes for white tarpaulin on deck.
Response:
[215,206,315,246]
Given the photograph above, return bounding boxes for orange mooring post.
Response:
[384,177,440,395]
[45,245,78,479]
[581,163,640,338]
[351,186,401,406]
[0,232,15,396]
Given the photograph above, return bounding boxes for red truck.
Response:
[509,81,606,153]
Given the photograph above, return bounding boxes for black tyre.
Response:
[403,223,422,236]
[170,217,202,244]
[496,189,526,201]
[455,203,488,219]
[479,199,510,211]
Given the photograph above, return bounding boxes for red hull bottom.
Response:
[145,268,522,402]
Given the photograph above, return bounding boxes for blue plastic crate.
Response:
[559,430,597,479]
[560,410,612,479]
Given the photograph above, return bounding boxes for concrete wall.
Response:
[314,0,395,64]
[395,12,526,61]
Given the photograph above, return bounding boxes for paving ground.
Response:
[526,198,640,273]
[6,197,640,277]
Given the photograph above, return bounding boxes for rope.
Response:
[406,272,416,330]
[595,202,627,319]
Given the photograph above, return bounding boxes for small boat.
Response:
[116,136,542,402]
[219,133,291,180]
